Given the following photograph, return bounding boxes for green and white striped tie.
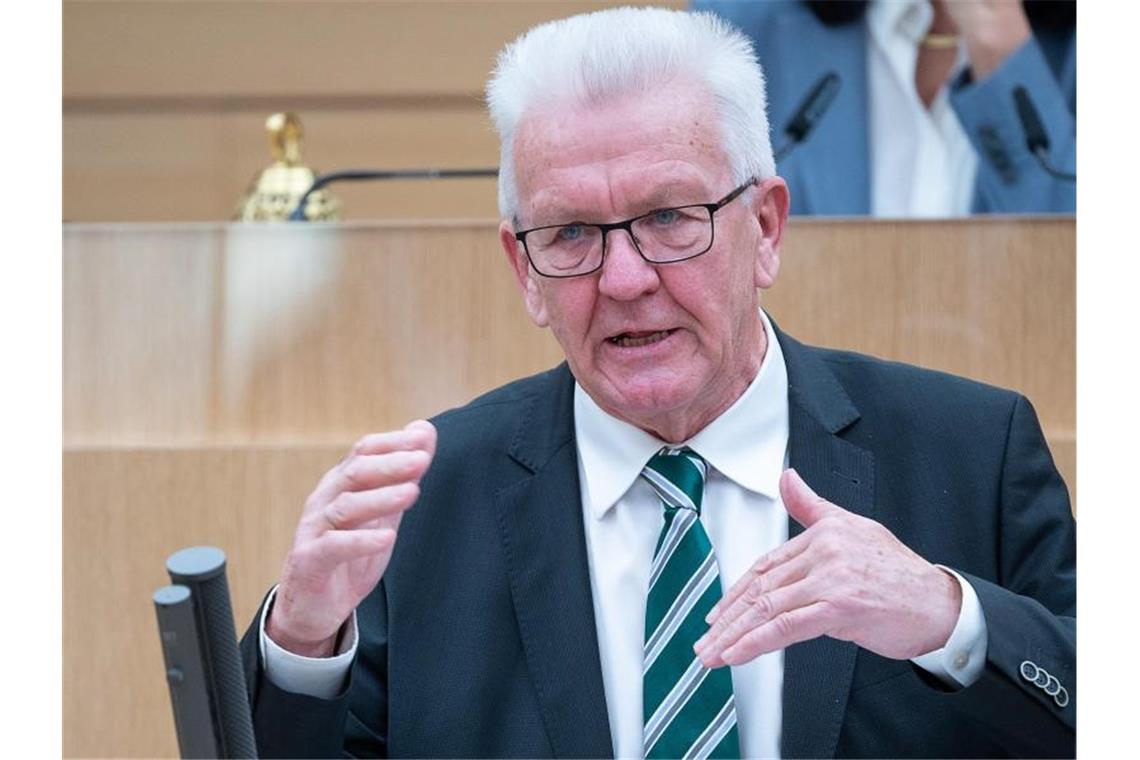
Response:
[641,447,739,759]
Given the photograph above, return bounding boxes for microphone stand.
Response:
[288,168,499,221]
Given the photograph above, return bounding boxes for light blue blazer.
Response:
[694,0,1076,215]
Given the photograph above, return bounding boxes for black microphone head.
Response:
[784,72,841,143]
[1013,86,1050,153]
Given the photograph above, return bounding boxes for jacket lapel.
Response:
[774,326,877,759]
[490,328,878,758]
[494,365,614,758]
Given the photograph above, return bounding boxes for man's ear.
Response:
[749,177,790,291]
[499,219,550,327]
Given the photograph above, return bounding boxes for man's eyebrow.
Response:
[527,205,601,225]
[634,186,704,210]
[523,191,595,226]
[527,183,710,226]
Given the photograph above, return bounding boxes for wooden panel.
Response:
[63,1,680,99]
[63,226,220,442]
[64,218,1074,445]
[62,107,502,223]
[766,217,1076,434]
[62,445,341,759]
[63,222,564,446]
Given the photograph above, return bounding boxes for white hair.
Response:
[486,6,775,221]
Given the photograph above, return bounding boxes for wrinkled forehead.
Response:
[511,82,732,222]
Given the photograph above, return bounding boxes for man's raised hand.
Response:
[695,468,961,667]
[940,0,1033,80]
[265,420,437,657]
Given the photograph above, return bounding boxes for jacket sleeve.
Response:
[927,395,1076,757]
[951,35,1076,214]
[239,588,386,758]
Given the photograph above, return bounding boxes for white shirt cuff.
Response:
[258,585,358,699]
[910,566,988,689]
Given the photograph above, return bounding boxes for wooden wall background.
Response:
[63,0,680,224]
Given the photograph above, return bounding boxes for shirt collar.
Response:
[574,309,790,520]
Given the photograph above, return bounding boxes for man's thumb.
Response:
[780,468,837,527]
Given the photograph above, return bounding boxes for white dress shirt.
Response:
[261,310,987,758]
[575,310,791,758]
[866,0,979,217]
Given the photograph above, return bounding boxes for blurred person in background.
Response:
[694,0,1075,216]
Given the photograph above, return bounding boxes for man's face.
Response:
[499,82,788,440]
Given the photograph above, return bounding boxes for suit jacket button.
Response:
[1045,675,1061,696]
[1020,660,1039,682]
[1054,686,1069,708]
[1034,668,1051,688]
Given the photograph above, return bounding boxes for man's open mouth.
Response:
[608,329,675,348]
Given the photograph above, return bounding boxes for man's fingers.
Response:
[311,527,398,569]
[717,601,833,667]
[699,552,812,645]
[706,530,812,623]
[317,482,420,531]
[780,468,844,529]
[402,419,437,462]
[337,449,432,492]
[352,421,437,457]
[308,423,435,514]
[402,420,437,485]
[696,574,816,666]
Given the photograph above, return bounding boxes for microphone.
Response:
[288,167,498,221]
[154,585,219,759]
[1013,86,1075,182]
[774,72,841,162]
[157,546,258,758]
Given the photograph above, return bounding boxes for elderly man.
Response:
[241,7,1075,759]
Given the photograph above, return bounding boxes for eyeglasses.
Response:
[514,178,758,278]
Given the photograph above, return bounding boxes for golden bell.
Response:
[234,113,342,222]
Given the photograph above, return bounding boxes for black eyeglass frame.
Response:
[513,177,759,279]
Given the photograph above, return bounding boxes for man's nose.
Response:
[597,229,660,300]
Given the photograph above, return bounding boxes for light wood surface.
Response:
[63,444,342,759]
[63,217,1075,757]
[63,106,504,222]
[64,1,663,99]
[769,218,1076,437]
[64,218,1075,446]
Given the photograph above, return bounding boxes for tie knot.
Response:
[641,446,708,514]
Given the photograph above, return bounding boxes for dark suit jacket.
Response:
[242,326,1076,758]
